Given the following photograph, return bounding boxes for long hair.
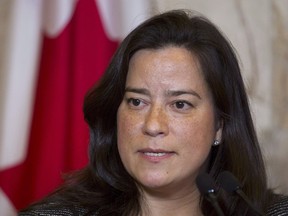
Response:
[24,10,272,216]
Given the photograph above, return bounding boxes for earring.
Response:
[213,140,220,146]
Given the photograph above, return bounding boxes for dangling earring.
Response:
[213,140,220,146]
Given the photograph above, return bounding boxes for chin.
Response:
[137,176,175,192]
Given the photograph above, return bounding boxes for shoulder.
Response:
[267,195,288,216]
[18,202,98,216]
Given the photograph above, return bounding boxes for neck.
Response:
[139,185,203,216]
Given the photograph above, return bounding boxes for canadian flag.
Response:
[0,0,152,215]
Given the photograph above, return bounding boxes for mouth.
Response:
[143,152,168,157]
[138,148,175,162]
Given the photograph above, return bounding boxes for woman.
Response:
[20,10,287,216]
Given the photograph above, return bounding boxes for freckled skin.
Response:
[117,47,222,198]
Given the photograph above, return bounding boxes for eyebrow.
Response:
[166,90,201,99]
[125,87,201,99]
[125,87,150,96]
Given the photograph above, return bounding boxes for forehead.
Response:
[129,46,199,67]
[124,46,214,102]
[127,46,204,85]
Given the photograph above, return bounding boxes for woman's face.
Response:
[117,46,222,195]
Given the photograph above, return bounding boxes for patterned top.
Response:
[19,203,94,216]
[267,195,288,216]
[19,196,288,216]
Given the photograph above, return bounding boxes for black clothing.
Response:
[19,195,288,215]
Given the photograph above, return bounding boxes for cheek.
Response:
[117,109,129,164]
[180,122,213,170]
[116,107,140,152]
[178,113,215,152]
[117,111,137,139]
[117,109,127,145]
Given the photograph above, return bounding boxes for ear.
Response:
[215,119,223,142]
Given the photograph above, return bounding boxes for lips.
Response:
[138,148,175,162]
[144,152,167,157]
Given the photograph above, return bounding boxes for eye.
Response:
[126,98,146,109]
[172,100,193,110]
[128,98,141,106]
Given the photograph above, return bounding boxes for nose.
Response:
[143,105,169,137]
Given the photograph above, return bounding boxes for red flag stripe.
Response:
[0,0,118,210]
